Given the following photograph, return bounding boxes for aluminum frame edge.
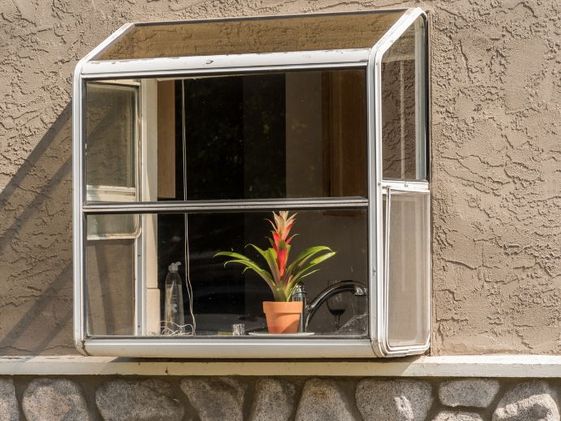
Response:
[367,7,430,358]
[81,50,371,78]
[82,338,375,359]
[73,23,134,356]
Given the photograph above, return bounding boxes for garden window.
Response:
[73,8,430,358]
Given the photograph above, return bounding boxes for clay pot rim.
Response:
[262,301,303,312]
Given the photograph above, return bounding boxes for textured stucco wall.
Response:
[0,0,560,355]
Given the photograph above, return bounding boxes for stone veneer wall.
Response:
[0,376,559,420]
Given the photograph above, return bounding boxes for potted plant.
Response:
[215,211,335,333]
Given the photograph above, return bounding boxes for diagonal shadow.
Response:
[0,103,71,208]
[0,159,71,256]
[0,97,139,354]
[0,103,75,355]
[0,103,72,255]
[0,264,73,354]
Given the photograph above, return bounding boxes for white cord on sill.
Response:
[182,79,197,335]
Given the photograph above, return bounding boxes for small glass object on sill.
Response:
[326,280,349,331]
[232,323,246,336]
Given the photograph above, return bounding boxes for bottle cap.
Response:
[168,262,182,272]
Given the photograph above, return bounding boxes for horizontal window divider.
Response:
[82,197,369,214]
[380,180,429,193]
[81,49,371,79]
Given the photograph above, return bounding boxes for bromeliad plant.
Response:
[215,211,336,302]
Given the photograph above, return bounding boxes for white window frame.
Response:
[73,8,430,358]
[370,12,430,356]
[85,80,140,241]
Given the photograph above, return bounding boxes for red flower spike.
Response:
[277,246,288,278]
[269,211,296,280]
[272,232,281,251]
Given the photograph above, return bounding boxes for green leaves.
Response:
[214,212,336,302]
[247,244,281,285]
[215,245,336,302]
[287,246,336,291]
[286,246,334,277]
[214,251,276,295]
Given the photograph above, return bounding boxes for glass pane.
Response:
[85,209,368,338]
[381,17,427,180]
[87,214,139,240]
[95,12,403,60]
[85,83,137,189]
[86,239,136,336]
[385,191,430,347]
[85,70,367,202]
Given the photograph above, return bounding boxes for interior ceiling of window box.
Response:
[92,11,404,61]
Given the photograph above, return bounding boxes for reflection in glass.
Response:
[95,12,402,60]
[86,239,136,336]
[87,214,139,240]
[85,83,137,188]
[381,17,426,180]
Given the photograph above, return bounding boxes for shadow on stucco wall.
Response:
[2,0,561,357]
[0,104,74,354]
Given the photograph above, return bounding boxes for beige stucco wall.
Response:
[0,0,560,355]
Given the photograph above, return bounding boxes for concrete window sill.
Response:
[0,354,556,377]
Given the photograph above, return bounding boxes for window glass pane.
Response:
[95,12,402,60]
[385,191,430,347]
[86,239,136,336]
[381,17,426,180]
[85,70,367,202]
[85,83,137,189]
[87,214,139,240]
[183,70,367,200]
[85,209,368,338]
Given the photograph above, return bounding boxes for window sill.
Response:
[0,354,556,377]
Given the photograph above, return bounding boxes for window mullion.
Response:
[381,180,429,193]
[82,197,370,214]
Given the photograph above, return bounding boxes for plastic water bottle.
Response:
[164,262,185,334]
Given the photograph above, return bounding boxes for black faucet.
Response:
[292,280,368,332]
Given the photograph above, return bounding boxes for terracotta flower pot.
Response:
[262,301,303,334]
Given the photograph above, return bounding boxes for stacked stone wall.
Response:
[0,376,560,420]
